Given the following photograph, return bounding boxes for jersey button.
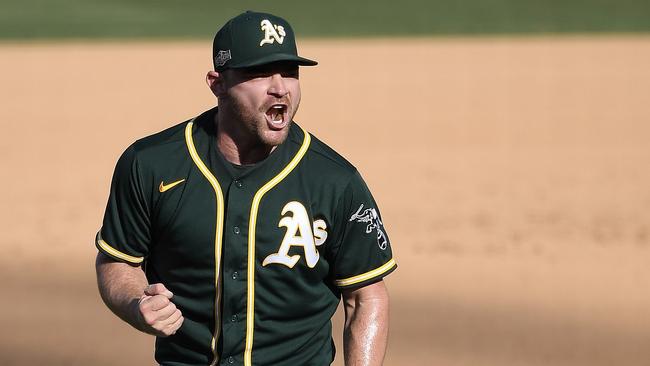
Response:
[234,180,243,188]
[232,271,238,280]
[233,226,241,235]
[230,314,238,322]
[227,356,235,364]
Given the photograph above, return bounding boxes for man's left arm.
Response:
[342,280,390,366]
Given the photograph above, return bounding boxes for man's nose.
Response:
[267,73,288,98]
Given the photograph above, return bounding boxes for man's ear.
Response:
[206,70,226,97]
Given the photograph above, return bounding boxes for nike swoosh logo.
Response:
[159,179,186,193]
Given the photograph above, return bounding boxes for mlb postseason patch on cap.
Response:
[212,11,317,71]
[214,50,232,68]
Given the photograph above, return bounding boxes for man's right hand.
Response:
[135,283,184,337]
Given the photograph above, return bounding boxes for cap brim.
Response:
[229,53,318,69]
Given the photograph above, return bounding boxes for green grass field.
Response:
[1,0,650,39]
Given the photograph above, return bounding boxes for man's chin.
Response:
[260,126,291,147]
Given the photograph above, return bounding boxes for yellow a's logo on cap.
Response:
[259,19,286,46]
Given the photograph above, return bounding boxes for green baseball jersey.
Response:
[96,107,396,366]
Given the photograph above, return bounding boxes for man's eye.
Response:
[250,71,272,78]
[279,69,299,78]
[243,68,297,79]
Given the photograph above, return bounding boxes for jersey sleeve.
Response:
[95,144,151,265]
[330,170,397,289]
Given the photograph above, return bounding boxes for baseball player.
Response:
[95,11,396,366]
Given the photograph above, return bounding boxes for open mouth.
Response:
[265,104,288,129]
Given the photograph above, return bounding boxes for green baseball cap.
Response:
[213,11,318,71]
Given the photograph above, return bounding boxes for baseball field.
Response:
[2,3,650,366]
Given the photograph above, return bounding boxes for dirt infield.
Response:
[1,36,649,365]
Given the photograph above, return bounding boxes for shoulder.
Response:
[130,119,191,157]
[114,121,189,180]
[291,123,358,181]
[125,108,217,167]
[111,110,216,184]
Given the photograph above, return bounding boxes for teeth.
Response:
[269,105,285,123]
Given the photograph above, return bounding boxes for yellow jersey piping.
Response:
[244,127,311,366]
[95,231,144,264]
[334,259,397,287]
[184,120,225,366]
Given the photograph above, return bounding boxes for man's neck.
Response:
[215,111,275,166]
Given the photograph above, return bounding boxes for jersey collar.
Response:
[189,107,308,185]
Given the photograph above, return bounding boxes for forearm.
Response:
[343,281,390,366]
[95,252,149,331]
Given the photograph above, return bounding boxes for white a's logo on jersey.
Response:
[262,201,328,268]
[259,19,286,46]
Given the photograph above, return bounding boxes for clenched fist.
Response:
[135,283,184,337]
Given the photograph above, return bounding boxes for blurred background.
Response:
[1,1,649,365]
